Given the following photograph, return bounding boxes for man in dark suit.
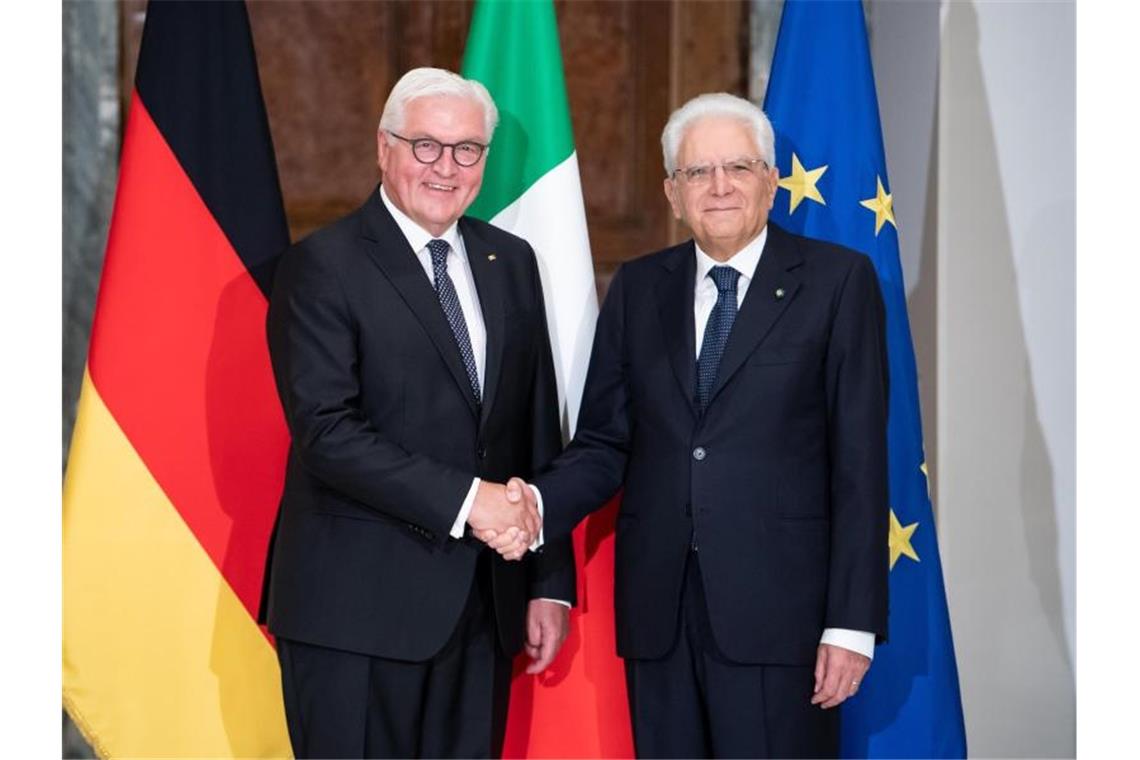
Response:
[260,67,575,758]
[490,92,889,757]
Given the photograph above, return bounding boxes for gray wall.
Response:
[63,0,118,468]
[62,3,117,757]
[936,0,1075,756]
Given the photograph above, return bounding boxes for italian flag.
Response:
[463,1,632,756]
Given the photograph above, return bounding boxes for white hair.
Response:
[660,93,775,175]
[378,67,499,143]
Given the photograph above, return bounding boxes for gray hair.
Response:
[378,67,499,143]
[660,93,775,175]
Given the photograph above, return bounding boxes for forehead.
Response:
[677,116,758,163]
[402,95,486,140]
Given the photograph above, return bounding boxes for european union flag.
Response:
[763,1,967,757]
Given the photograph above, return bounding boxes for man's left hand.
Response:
[524,599,570,674]
[811,643,871,709]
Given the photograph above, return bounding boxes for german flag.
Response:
[63,2,292,755]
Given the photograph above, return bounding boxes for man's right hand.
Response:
[468,480,541,560]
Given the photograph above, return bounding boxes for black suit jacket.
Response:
[535,223,888,664]
[260,189,575,661]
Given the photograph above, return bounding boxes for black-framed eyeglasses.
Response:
[387,131,488,167]
[671,158,769,185]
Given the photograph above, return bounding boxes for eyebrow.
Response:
[407,133,486,143]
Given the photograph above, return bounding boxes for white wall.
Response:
[935,0,1075,755]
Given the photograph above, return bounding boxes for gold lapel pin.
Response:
[487,253,497,262]
[775,287,786,299]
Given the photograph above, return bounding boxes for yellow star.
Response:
[888,509,920,570]
[777,153,828,214]
[859,175,897,235]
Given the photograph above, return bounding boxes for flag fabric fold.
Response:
[763,2,967,757]
[462,1,632,756]
[63,1,292,756]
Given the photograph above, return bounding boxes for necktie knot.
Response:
[427,239,450,272]
[708,265,740,295]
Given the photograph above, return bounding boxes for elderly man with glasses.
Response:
[491,92,890,758]
[260,67,575,758]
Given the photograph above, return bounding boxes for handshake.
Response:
[467,477,540,561]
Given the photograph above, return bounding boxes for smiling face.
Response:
[377,95,488,236]
[664,116,779,261]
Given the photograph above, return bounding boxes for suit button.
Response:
[476,446,486,459]
[692,446,707,461]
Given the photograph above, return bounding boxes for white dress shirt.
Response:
[694,227,766,356]
[691,227,874,661]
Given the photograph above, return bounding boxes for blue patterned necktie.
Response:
[696,265,741,411]
[427,239,482,405]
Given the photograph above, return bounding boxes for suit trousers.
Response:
[276,552,514,758]
[623,551,838,759]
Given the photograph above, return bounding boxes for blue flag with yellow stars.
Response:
[763,1,967,757]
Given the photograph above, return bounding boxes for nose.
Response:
[710,164,733,195]
[433,148,458,176]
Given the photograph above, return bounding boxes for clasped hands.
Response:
[467,477,539,561]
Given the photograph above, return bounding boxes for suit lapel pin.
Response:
[487,253,497,262]
[775,287,786,300]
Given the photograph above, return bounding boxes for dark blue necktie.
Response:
[696,265,740,411]
[427,239,482,405]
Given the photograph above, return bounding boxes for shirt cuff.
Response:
[529,483,545,552]
[819,628,875,660]
[536,597,572,609]
[450,477,481,539]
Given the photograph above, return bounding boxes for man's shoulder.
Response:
[271,205,372,297]
[771,222,867,273]
[459,215,532,254]
[287,199,376,262]
[618,240,693,281]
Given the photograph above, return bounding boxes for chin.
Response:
[421,205,459,225]
[705,226,747,240]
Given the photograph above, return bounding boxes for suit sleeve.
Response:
[267,242,472,541]
[533,264,632,542]
[823,253,890,640]
[523,249,577,604]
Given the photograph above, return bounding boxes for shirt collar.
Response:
[379,184,463,257]
[694,225,768,286]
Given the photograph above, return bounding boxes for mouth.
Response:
[424,182,457,193]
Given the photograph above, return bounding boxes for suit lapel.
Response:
[708,223,804,407]
[460,218,505,429]
[655,242,699,418]
[358,190,480,419]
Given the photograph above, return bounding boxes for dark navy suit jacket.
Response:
[260,190,576,661]
[536,222,888,664]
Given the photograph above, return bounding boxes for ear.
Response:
[663,177,683,221]
[376,130,390,174]
[762,163,779,210]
